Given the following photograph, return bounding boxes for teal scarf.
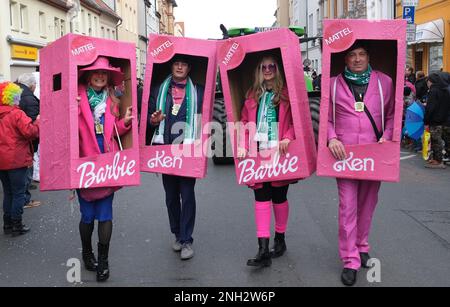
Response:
[255,91,278,149]
[87,87,107,110]
[344,64,372,85]
[152,75,198,145]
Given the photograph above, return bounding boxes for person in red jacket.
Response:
[0,81,39,236]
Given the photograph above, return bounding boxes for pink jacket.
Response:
[327,70,395,145]
[77,84,131,200]
[78,84,131,158]
[240,88,297,189]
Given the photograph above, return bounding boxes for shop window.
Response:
[429,44,443,73]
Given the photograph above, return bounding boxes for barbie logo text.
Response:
[333,152,375,172]
[238,153,299,184]
[147,150,183,169]
[77,152,136,188]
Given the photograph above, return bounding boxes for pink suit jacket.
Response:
[327,70,395,145]
[78,84,131,158]
[240,88,297,189]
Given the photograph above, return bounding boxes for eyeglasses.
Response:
[261,63,277,72]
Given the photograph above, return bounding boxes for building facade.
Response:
[320,0,394,19]
[397,0,449,74]
[288,0,322,74]
[174,22,185,37]
[276,0,290,27]
[157,0,177,35]
[137,0,160,79]
[0,0,120,81]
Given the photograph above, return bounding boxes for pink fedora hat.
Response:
[79,56,124,86]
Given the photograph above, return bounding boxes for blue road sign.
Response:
[403,6,415,24]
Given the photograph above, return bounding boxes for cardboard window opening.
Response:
[227,49,297,152]
[144,55,208,146]
[77,57,134,157]
[316,20,407,182]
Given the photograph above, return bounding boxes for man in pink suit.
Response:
[327,41,395,286]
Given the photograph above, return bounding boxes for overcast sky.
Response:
[174,0,277,39]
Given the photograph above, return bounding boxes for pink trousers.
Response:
[337,178,381,270]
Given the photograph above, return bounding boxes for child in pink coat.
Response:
[237,55,296,268]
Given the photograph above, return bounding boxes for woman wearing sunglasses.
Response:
[237,55,295,268]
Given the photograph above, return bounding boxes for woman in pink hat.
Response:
[76,56,133,282]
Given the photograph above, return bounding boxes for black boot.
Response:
[341,268,357,286]
[3,215,12,235]
[11,219,30,236]
[82,248,97,272]
[360,252,371,269]
[247,238,272,267]
[97,243,110,282]
[270,232,287,258]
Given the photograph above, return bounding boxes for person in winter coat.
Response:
[424,72,450,168]
[76,56,133,282]
[327,40,395,286]
[16,73,41,208]
[0,81,39,236]
[147,54,204,261]
[237,55,296,268]
[415,71,428,103]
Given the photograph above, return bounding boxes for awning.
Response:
[409,18,444,45]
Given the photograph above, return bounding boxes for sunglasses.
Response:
[261,63,277,72]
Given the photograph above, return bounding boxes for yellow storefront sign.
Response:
[11,44,38,60]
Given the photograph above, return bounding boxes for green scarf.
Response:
[344,64,372,85]
[152,75,198,145]
[255,91,278,149]
[87,87,107,110]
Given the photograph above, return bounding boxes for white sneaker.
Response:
[172,240,182,252]
[180,243,194,260]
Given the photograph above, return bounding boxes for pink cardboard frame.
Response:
[139,35,217,178]
[39,34,140,190]
[217,29,317,186]
[317,19,407,182]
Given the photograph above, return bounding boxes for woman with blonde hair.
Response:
[237,55,296,267]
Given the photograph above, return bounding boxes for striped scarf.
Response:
[87,87,107,121]
[254,90,278,149]
[344,64,372,85]
[152,75,198,145]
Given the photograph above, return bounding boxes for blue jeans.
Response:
[24,167,33,204]
[0,167,28,220]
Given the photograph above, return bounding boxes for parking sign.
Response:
[403,6,415,24]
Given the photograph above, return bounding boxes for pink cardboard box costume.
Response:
[217,29,317,186]
[39,34,140,190]
[317,20,407,182]
[139,34,217,178]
